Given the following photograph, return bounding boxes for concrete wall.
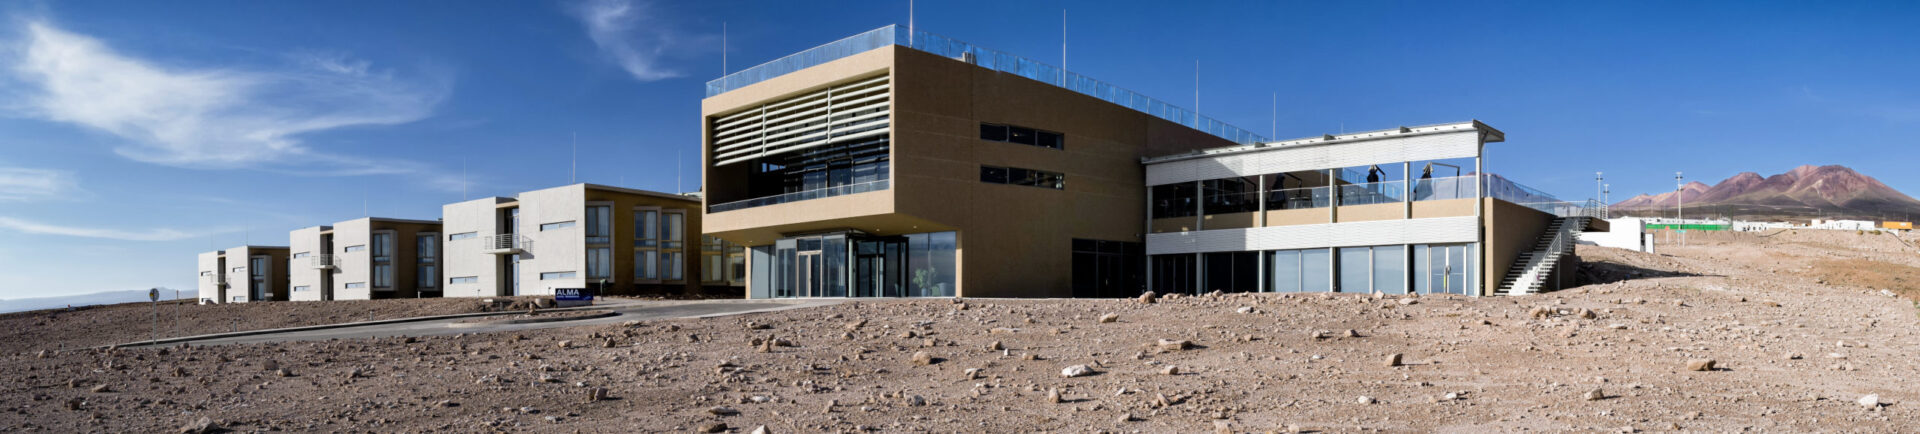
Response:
[1483,199,1557,296]
[196,251,224,303]
[1579,217,1649,252]
[287,226,330,301]
[442,197,511,298]
[517,185,587,296]
[332,218,374,300]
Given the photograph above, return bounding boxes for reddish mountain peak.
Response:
[1613,164,1920,219]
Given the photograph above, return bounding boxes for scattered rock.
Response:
[1384,353,1403,367]
[557,340,573,349]
[1577,309,1597,319]
[911,351,936,365]
[1046,388,1061,403]
[1529,306,1552,319]
[1235,306,1255,314]
[1685,359,1716,372]
[1344,329,1362,338]
[90,384,110,393]
[177,416,216,434]
[1161,366,1180,375]
[698,423,728,433]
[1585,388,1606,401]
[1357,396,1375,404]
[987,341,1004,351]
[751,426,769,434]
[1859,394,1881,409]
[708,406,739,416]
[1138,291,1158,304]
[1398,298,1418,306]
[1098,313,1119,323]
[1061,364,1095,378]
[905,395,926,406]
[275,369,294,378]
[1155,339,1193,351]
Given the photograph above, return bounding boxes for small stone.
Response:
[1344,329,1361,338]
[746,321,771,330]
[557,340,572,349]
[987,341,1004,351]
[964,368,983,379]
[1398,298,1418,306]
[90,384,110,393]
[1785,353,1804,360]
[1529,306,1552,318]
[905,395,926,406]
[1138,291,1158,304]
[1357,396,1375,404]
[262,360,279,371]
[1577,309,1597,319]
[1061,364,1095,378]
[1047,388,1061,403]
[1236,306,1255,314]
[1155,339,1193,351]
[708,406,739,416]
[911,351,936,365]
[35,350,47,359]
[1444,392,1459,400]
[1384,353,1403,367]
[1859,394,1881,409]
[751,426,769,434]
[1685,359,1716,371]
[177,416,215,434]
[1161,366,1180,375]
[1117,413,1134,423]
[275,368,294,377]
[1098,313,1119,323]
[699,423,728,433]
[1585,388,1605,401]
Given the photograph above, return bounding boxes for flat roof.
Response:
[582,183,701,203]
[1141,120,1504,165]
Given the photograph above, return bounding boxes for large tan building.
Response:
[702,26,1258,298]
[441,184,741,298]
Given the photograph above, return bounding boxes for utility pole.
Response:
[1595,171,1605,218]
[1676,172,1685,246]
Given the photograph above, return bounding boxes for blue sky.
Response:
[1,1,1916,299]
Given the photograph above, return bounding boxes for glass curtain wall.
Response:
[1149,255,1196,294]
[1263,171,1333,210]
[1412,243,1475,295]
[1265,248,1332,293]
[760,231,955,298]
[1071,239,1144,298]
[1201,251,1259,293]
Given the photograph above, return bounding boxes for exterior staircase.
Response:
[1496,216,1590,295]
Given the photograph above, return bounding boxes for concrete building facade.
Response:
[288,225,335,301]
[197,246,290,303]
[314,217,442,300]
[1141,122,1607,296]
[442,184,739,298]
[703,26,1254,299]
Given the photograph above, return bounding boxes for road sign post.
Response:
[149,288,160,344]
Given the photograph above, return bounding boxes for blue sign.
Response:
[555,288,593,307]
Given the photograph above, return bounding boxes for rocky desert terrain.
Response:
[4,230,1919,433]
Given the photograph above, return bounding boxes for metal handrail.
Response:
[310,255,338,267]
[709,180,889,213]
[482,234,530,251]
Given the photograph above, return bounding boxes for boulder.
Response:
[1061,364,1095,378]
[1685,359,1716,371]
[1137,291,1158,304]
[911,351,937,365]
[1098,313,1119,323]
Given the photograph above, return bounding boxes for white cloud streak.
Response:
[0,167,83,201]
[0,216,231,241]
[0,19,460,188]
[569,0,703,81]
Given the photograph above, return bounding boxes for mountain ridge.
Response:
[1610,165,1920,221]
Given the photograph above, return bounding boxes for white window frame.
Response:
[540,221,576,231]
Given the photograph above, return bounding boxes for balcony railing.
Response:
[310,255,339,269]
[1411,175,1476,201]
[706,25,1267,146]
[709,179,889,213]
[482,234,529,255]
[1337,182,1406,206]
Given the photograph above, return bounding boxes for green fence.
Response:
[1644,223,1730,231]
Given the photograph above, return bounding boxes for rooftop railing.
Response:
[707,25,1268,146]
[708,179,890,213]
[1486,175,1596,218]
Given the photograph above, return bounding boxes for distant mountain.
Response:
[1611,165,1920,221]
[0,288,196,314]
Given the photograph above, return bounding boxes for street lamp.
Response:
[1675,172,1685,245]
[1596,171,1605,218]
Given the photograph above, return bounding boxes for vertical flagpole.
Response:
[1061,9,1067,72]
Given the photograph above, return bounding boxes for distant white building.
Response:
[1578,217,1654,253]
[1732,221,1793,232]
[1809,219,1877,231]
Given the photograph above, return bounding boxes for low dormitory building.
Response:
[288,217,443,301]
[440,183,743,298]
[196,246,290,303]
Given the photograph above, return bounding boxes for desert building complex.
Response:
[287,217,443,301]
[195,246,290,303]
[704,26,1604,299]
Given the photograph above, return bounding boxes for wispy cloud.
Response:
[0,216,232,241]
[0,19,459,188]
[0,166,84,201]
[568,0,708,81]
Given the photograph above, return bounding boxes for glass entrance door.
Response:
[796,251,821,297]
[1427,244,1470,295]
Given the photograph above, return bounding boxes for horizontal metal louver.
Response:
[710,75,891,167]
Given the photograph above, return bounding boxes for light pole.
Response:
[1595,171,1605,218]
[1675,172,1685,246]
[1603,183,1610,218]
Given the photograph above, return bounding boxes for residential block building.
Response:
[288,217,442,301]
[702,25,1258,299]
[441,183,740,298]
[196,246,290,303]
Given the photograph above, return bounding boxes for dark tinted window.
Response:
[1036,131,1064,149]
[1007,126,1036,145]
[979,124,1008,141]
[979,166,1008,184]
[1007,167,1032,186]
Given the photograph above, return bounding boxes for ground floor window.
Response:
[1413,243,1475,295]
[1150,255,1196,294]
[1202,251,1260,293]
[1154,243,1473,296]
[760,231,956,298]
[1071,239,1144,298]
[1268,248,1333,293]
[1338,245,1405,294]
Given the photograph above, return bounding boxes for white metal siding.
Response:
[1146,130,1480,186]
[711,75,891,166]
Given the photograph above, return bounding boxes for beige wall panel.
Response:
[1335,203,1405,223]
[1201,212,1256,230]
[1412,199,1477,219]
[1266,208,1332,226]
[1483,199,1555,296]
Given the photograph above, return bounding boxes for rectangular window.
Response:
[979,123,1008,141]
[980,165,1064,190]
[419,265,437,287]
[1338,247,1370,293]
[418,234,437,259]
[372,264,392,288]
[1035,131,1064,149]
[979,123,1062,150]
[662,252,684,280]
[663,213,684,243]
[1151,183,1199,218]
[634,249,658,279]
[634,210,657,247]
[449,276,478,284]
[540,221,575,231]
[540,271,577,280]
[343,245,365,253]
[345,282,366,289]
[448,232,477,241]
[585,205,611,244]
[292,252,310,259]
[293,285,311,292]
[200,271,212,277]
[371,233,392,261]
[1007,126,1036,145]
[587,247,611,279]
[1373,245,1406,294]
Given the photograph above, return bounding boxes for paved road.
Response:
[165,300,838,346]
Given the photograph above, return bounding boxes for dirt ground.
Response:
[4,231,1919,433]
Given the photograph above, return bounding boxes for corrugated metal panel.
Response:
[1146,217,1478,255]
[1146,131,1480,186]
[710,75,891,167]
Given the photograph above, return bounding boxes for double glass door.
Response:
[1423,244,1471,295]
[795,251,822,297]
